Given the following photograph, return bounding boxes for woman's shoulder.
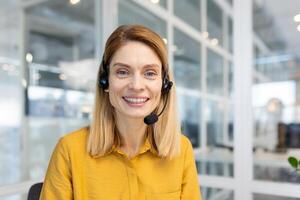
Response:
[179,134,194,158]
[180,134,193,148]
[59,126,89,149]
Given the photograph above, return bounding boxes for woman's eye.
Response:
[116,70,129,76]
[145,71,157,77]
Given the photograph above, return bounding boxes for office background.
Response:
[0,0,300,199]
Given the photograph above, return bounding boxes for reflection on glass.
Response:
[174,28,201,89]
[207,0,223,47]
[178,95,201,148]
[174,0,201,30]
[207,49,224,96]
[253,193,300,200]
[201,186,234,200]
[119,0,167,38]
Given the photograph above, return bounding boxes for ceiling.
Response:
[253,0,300,81]
[263,0,300,54]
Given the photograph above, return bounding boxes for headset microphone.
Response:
[143,81,172,125]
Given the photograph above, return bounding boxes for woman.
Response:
[40,24,202,200]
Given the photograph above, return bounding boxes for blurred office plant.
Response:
[288,156,300,172]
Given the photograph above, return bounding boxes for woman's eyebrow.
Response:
[144,64,160,69]
[112,62,130,68]
[112,62,160,69]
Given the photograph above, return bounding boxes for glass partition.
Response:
[252,0,300,184]
[207,0,223,47]
[174,0,201,30]
[178,95,201,148]
[202,187,234,200]
[119,0,167,38]
[147,0,167,9]
[207,49,224,96]
[253,193,300,200]
[0,0,22,187]
[21,0,96,183]
[174,28,201,89]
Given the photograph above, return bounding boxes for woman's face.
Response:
[108,41,163,120]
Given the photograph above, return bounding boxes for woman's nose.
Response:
[129,75,145,91]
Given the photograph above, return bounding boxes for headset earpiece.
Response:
[98,58,109,90]
[99,73,109,89]
[162,76,173,95]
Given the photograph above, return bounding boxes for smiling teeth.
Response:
[124,97,148,103]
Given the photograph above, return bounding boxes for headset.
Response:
[98,56,173,125]
[98,58,172,94]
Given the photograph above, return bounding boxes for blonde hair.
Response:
[88,25,181,159]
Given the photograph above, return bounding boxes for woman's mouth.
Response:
[122,96,149,107]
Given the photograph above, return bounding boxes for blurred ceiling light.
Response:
[202,31,209,38]
[266,99,282,113]
[294,14,300,22]
[150,0,160,4]
[26,53,33,63]
[211,38,219,46]
[59,74,67,80]
[297,24,300,32]
[172,45,185,55]
[162,38,168,44]
[70,0,80,5]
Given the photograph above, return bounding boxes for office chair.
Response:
[27,182,43,200]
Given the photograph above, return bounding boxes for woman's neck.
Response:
[115,115,147,155]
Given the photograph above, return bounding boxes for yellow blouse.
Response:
[40,127,202,200]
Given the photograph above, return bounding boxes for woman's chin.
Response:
[120,112,151,121]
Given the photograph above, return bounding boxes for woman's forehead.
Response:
[110,42,162,69]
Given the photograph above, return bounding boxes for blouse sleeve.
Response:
[39,137,73,200]
[181,138,202,200]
